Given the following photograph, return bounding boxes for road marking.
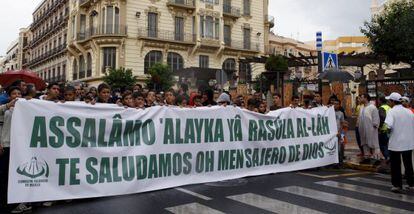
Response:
[227,193,326,214]
[347,177,392,187]
[316,180,414,203]
[276,186,412,213]
[175,188,212,201]
[374,173,391,180]
[297,171,371,179]
[165,202,224,214]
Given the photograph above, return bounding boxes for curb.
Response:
[344,161,378,172]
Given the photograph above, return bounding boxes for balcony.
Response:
[223,4,241,19]
[31,0,65,30]
[224,39,260,52]
[30,17,66,48]
[138,28,196,45]
[28,44,66,68]
[166,0,195,12]
[265,15,275,29]
[77,25,128,42]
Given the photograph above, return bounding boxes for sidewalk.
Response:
[343,130,390,173]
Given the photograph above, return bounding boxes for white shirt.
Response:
[385,105,414,151]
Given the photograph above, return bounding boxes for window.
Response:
[62,64,66,80]
[80,14,86,39]
[243,28,251,49]
[148,13,158,38]
[102,6,120,34]
[79,55,85,79]
[206,16,214,38]
[87,53,92,77]
[114,7,120,33]
[167,52,183,72]
[239,62,251,83]
[199,55,209,68]
[57,66,61,80]
[144,51,163,73]
[175,17,184,41]
[200,16,219,39]
[215,18,220,39]
[224,25,231,46]
[71,16,75,39]
[243,0,250,16]
[72,59,78,80]
[102,47,116,73]
[106,6,113,34]
[222,58,236,71]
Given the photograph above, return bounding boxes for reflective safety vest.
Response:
[380,104,391,132]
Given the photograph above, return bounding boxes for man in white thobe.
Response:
[358,94,381,160]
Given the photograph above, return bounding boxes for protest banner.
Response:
[8,99,338,203]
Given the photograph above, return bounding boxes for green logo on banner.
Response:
[17,157,49,179]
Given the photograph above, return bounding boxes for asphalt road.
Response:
[6,169,414,214]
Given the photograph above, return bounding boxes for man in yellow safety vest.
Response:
[378,96,391,160]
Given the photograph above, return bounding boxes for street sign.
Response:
[316,32,322,51]
[322,52,338,71]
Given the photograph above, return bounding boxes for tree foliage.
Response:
[361,1,414,66]
[102,67,137,90]
[265,54,289,71]
[253,74,271,93]
[145,63,175,92]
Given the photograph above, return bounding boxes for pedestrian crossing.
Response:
[166,174,414,214]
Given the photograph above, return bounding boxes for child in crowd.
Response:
[96,83,112,104]
[122,92,135,108]
[64,86,77,102]
[133,92,146,109]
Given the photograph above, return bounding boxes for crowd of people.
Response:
[0,79,413,213]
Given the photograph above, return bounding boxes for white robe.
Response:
[358,103,380,150]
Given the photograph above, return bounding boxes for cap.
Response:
[385,92,402,102]
[401,96,411,102]
[217,93,231,104]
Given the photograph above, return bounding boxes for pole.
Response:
[318,51,322,73]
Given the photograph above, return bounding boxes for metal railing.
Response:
[223,4,241,17]
[77,25,128,41]
[167,0,195,7]
[31,0,66,29]
[28,44,66,67]
[30,16,66,47]
[225,39,260,51]
[138,28,196,43]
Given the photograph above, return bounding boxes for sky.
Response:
[0,0,43,56]
[0,0,373,55]
[268,0,372,42]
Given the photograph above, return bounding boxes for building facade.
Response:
[67,0,271,87]
[267,33,318,80]
[23,0,69,83]
[323,36,369,54]
[2,40,20,72]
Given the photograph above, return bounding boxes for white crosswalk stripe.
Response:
[276,186,413,213]
[316,180,414,203]
[165,202,225,214]
[227,193,326,214]
[374,173,391,180]
[347,177,392,187]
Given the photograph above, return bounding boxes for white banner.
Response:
[8,99,338,203]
